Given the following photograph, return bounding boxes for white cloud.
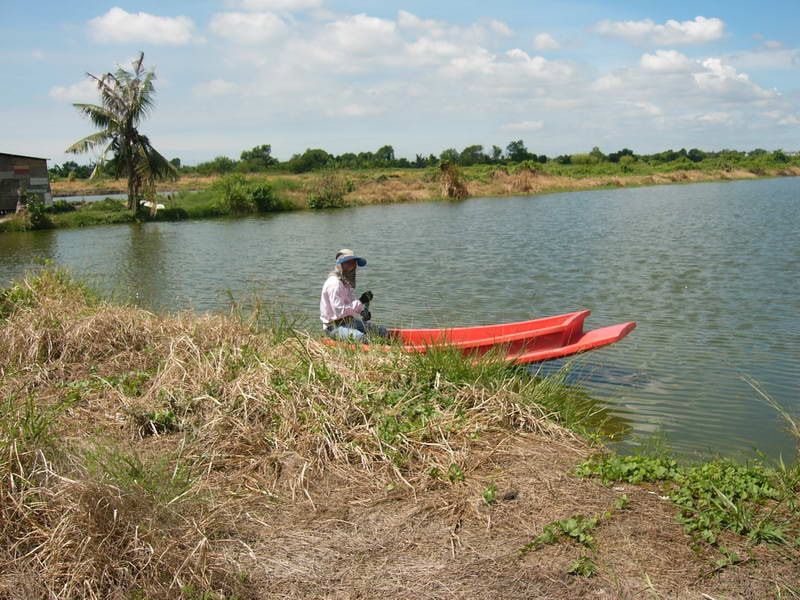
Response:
[726,46,800,71]
[594,16,725,46]
[49,78,98,102]
[640,49,693,71]
[632,101,662,116]
[592,73,623,91]
[209,12,287,43]
[696,112,734,125]
[406,37,463,62]
[324,14,397,54]
[88,7,195,45]
[534,33,560,50]
[397,10,447,36]
[485,19,513,37]
[325,103,385,117]
[504,49,574,79]
[767,112,800,125]
[227,0,322,10]
[193,79,237,96]
[502,120,544,131]
[693,58,777,100]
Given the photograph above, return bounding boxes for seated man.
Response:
[320,248,388,343]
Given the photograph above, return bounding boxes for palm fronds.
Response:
[65,52,172,210]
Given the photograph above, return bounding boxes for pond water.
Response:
[2,177,798,460]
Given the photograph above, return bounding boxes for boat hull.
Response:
[323,310,635,364]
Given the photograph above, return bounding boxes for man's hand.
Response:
[361,309,372,321]
[359,290,374,304]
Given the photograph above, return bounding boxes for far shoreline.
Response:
[50,164,800,206]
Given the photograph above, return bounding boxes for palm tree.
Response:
[66,52,176,211]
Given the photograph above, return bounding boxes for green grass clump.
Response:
[577,452,800,548]
[0,263,97,317]
[576,453,680,484]
[50,198,136,228]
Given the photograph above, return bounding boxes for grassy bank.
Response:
[1,267,798,599]
[6,161,790,233]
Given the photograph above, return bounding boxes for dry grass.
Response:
[1,268,798,599]
[51,166,800,206]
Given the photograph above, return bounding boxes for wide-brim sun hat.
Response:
[335,248,366,266]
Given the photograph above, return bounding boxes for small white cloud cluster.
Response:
[209,11,287,43]
[49,78,97,102]
[533,33,560,51]
[88,7,195,45]
[595,16,725,46]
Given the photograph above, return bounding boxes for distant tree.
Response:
[439,148,460,163]
[459,144,487,166]
[589,146,607,162]
[50,161,95,179]
[66,52,176,210]
[286,148,331,173]
[240,144,279,168]
[169,157,182,169]
[772,149,790,163]
[491,145,503,162]
[335,152,359,168]
[607,148,635,163]
[413,154,429,168]
[212,156,236,173]
[619,155,635,172]
[375,145,396,165]
[687,148,706,163]
[506,140,531,163]
[536,154,548,164]
[554,154,572,165]
[570,153,598,165]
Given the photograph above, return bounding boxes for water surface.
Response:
[2,177,798,460]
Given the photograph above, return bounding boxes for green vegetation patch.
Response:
[577,452,800,548]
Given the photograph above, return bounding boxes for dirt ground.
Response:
[216,433,798,599]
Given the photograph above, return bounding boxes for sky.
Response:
[1,0,799,166]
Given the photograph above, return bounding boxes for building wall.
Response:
[0,153,52,213]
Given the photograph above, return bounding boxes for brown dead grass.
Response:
[1,269,798,599]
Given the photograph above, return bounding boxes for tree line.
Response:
[52,140,795,180]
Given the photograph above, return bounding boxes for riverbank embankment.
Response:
[50,164,800,205]
[2,163,798,233]
[2,268,798,599]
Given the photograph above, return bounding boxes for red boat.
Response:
[326,310,636,364]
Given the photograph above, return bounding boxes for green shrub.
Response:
[210,175,280,214]
[47,199,76,214]
[213,173,253,213]
[84,197,127,212]
[250,182,280,212]
[8,192,54,231]
[308,170,353,209]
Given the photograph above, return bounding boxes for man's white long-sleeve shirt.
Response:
[320,275,365,327]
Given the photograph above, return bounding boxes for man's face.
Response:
[340,259,357,273]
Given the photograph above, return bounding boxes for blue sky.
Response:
[1,0,798,165]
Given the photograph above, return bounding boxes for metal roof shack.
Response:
[0,152,53,214]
